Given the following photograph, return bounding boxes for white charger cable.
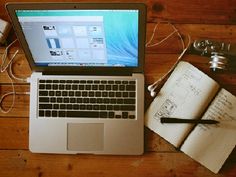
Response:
[0,39,29,114]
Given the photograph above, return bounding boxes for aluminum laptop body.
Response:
[6,2,146,155]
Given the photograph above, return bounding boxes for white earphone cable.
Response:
[146,21,191,97]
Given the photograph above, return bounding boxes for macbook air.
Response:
[6,2,146,155]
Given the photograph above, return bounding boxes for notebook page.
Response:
[180,88,236,173]
[145,61,220,147]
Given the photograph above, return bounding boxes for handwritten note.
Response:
[181,89,236,173]
[145,61,220,147]
[145,61,236,173]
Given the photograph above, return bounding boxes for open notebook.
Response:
[145,61,236,173]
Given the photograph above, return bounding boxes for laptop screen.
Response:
[16,9,139,67]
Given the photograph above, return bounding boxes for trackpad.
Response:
[67,123,104,151]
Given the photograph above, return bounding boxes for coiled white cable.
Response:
[0,39,29,114]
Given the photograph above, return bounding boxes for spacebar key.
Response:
[67,111,99,118]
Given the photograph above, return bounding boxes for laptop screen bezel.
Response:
[6,3,146,75]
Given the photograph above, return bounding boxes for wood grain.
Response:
[1,0,236,24]
[0,118,29,149]
[0,150,235,177]
[0,85,29,117]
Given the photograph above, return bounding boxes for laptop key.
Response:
[115,115,122,119]
[100,111,108,118]
[59,111,66,117]
[39,97,49,102]
[53,84,58,89]
[80,105,86,110]
[126,85,135,91]
[59,85,64,90]
[86,105,93,110]
[45,110,51,117]
[59,80,65,83]
[123,92,128,97]
[108,112,115,118]
[75,91,81,97]
[124,99,135,104]
[53,104,59,109]
[39,84,45,89]
[129,92,135,97]
[46,84,52,89]
[115,81,121,84]
[67,104,73,110]
[52,111,57,117]
[73,104,79,110]
[39,110,44,117]
[46,80,52,83]
[57,97,63,103]
[121,105,135,111]
[72,85,78,90]
[62,91,68,96]
[122,112,128,119]
[63,98,69,103]
[39,104,52,109]
[67,111,99,118]
[53,80,59,83]
[93,105,99,110]
[56,91,61,96]
[60,104,66,109]
[49,91,54,96]
[39,91,48,96]
[39,80,45,83]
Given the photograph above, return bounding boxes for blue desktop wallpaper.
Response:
[70,10,139,66]
[103,12,138,66]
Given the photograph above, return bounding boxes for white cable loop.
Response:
[0,39,29,114]
[146,21,191,97]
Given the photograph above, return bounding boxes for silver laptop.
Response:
[6,2,146,155]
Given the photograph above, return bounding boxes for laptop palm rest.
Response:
[67,123,104,151]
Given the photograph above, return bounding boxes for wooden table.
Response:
[0,0,236,177]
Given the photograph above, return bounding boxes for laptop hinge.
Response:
[42,70,133,76]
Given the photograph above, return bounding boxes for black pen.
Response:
[160,117,219,124]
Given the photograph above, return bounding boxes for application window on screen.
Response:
[41,16,107,64]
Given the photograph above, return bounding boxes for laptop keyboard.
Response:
[38,79,136,119]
